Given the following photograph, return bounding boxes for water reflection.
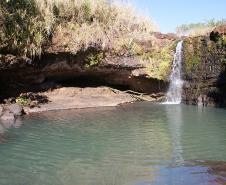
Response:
[165,105,184,164]
[0,103,226,185]
[0,117,23,143]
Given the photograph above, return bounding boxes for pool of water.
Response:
[0,103,226,185]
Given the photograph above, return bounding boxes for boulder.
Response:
[7,103,23,116]
[0,111,15,122]
[0,105,3,116]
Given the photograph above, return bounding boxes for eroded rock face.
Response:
[182,31,226,107]
[0,32,178,101]
[0,54,168,100]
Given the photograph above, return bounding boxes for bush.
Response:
[16,95,31,106]
[0,0,46,57]
[142,42,176,80]
[0,0,157,58]
[84,52,104,68]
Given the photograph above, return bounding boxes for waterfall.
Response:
[165,41,184,104]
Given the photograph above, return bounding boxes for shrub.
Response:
[0,0,46,57]
[0,0,158,58]
[84,52,104,68]
[16,95,31,106]
[142,41,176,80]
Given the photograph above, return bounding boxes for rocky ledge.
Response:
[0,86,163,123]
[0,34,172,125]
[0,31,179,102]
[23,87,136,114]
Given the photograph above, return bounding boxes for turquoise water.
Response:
[0,103,226,185]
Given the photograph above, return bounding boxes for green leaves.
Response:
[85,52,104,68]
[0,0,45,57]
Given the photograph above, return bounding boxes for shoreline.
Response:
[0,86,163,124]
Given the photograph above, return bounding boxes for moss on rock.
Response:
[142,41,177,80]
[183,37,202,75]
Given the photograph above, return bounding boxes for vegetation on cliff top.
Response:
[0,0,157,58]
[176,19,226,36]
[0,0,177,81]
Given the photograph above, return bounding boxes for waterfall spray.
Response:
[165,41,184,104]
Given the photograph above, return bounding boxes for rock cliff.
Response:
[0,32,178,101]
[182,25,226,107]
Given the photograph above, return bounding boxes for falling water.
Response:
[165,41,184,104]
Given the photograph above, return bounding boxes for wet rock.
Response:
[7,103,23,116]
[14,117,23,128]
[182,33,226,107]
[0,105,3,116]
[0,132,5,143]
[1,117,14,128]
[0,124,4,134]
[29,100,39,108]
[0,111,15,122]
[3,97,16,104]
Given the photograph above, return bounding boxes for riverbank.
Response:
[0,86,163,123]
[0,0,225,108]
[23,87,137,114]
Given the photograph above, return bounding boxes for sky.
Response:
[129,0,226,33]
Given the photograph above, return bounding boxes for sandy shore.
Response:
[23,87,136,114]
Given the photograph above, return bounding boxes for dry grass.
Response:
[41,0,157,54]
[176,19,226,37]
[177,26,214,37]
[0,0,158,57]
[184,27,214,37]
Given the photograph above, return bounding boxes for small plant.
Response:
[85,52,104,68]
[16,95,31,106]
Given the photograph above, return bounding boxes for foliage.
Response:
[142,41,176,80]
[183,34,226,78]
[16,95,31,106]
[210,31,221,42]
[0,0,157,58]
[0,0,46,57]
[84,52,104,68]
[183,37,202,74]
[176,19,226,36]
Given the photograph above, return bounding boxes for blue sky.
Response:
[130,0,226,33]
